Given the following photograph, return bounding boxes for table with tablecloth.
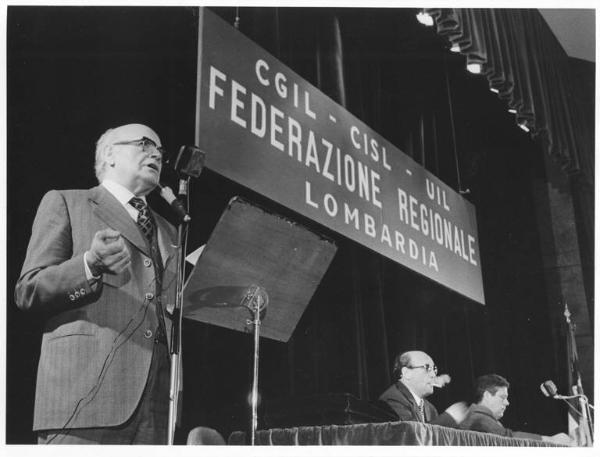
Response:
[228,420,560,446]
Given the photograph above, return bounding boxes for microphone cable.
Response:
[45,287,155,443]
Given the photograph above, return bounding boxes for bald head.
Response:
[94,123,163,195]
[95,124,161,180]
[394,350,437,398]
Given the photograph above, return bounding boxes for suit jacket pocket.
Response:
[40,333,103,407]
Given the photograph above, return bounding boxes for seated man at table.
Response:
[460,374,572,445]
[379,350,467,427]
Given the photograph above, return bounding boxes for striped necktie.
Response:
[129,197,154,242]
[417,401,425,423]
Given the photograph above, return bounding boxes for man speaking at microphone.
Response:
[379,350,467,427]
[15,123,178,444]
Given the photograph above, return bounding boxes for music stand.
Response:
[183,197,337,443]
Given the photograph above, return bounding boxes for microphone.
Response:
[540,379,587,401]
[240,285,269,313]
[432,374,451,388]
[540,380,558,398]
[159,184,191,222]
[159,146,205,222]
[174,146,206,178]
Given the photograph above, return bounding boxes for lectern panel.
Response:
[183,197,337,342]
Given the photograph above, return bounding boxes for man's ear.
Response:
[104,145,115,166]
[400,366,409,380]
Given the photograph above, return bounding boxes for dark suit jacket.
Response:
[459,404,541,440]
[379,381,458,427]
[15,186,177,431]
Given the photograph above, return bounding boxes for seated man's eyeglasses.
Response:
[407,364,438,375]
[113,137,168,161]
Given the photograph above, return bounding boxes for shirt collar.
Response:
[102,179,146,207]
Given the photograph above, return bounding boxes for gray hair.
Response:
[94,127,115,182]
[392,351,414,381]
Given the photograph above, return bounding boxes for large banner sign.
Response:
[196,9,485,304]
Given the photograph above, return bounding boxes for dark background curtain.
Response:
[6,6,591,443]
[427,8,595,312]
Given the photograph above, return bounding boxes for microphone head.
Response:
[174,146,205,177]
[541,380,558,397]
[241,285,269,312]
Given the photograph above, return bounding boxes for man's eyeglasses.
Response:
[407,364,438,375]
[113,137,168,161]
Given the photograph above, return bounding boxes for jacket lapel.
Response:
[89,185,149,256]
[154,213,175,269]
[396,382,422,421]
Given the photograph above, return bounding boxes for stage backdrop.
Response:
[195,8,485,304]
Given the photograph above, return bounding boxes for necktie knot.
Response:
[129,196,147,212]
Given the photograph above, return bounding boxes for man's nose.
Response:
[148,151,163,163]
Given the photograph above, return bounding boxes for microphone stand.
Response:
[167,177,190,445]
[572,387,594,443]
[564,305,594,444]
[242,286,269,445]
[541,382,594,442]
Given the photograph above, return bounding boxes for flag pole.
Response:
[564,303,593,445]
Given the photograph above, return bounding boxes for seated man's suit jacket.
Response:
[15,186,177,431]
[459,404,541,440]
[379,381,458,427]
